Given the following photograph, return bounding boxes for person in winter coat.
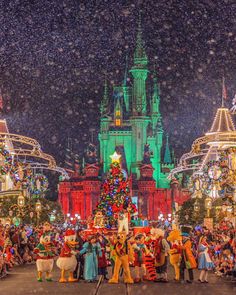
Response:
[179,226,197,284]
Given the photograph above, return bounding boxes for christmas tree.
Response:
[96,151,136,228]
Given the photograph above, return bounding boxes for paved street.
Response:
[0,264,235,295]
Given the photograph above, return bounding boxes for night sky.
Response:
[1,0,236,167]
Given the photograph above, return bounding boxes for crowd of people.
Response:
[0,220,235,284]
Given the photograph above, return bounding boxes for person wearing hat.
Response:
[179,225,197,283]
[132,233,149,283]
[153,228,170,283]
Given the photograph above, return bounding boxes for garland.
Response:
[0,145,13,175]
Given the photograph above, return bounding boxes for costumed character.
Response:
[118,210,129,234]
[144,230,158,281]
[167,229,182,281]
[79,235,102,282]
[3,231,13,266]
[153,228,170,282]
[56,229,78,283]
[179,225,197,283]
[94,211,105,228]
[73,230,85,280]
[109,231,134,284]
[34,232,55,282]
[97,234,109,280]
[133,233,149,283]
[198,235,214,283]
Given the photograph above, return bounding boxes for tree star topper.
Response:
[110,151,121,163]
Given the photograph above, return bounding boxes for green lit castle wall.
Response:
[98,20,173,188]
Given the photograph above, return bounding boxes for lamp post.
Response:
[17,195,25,208]
[35,200,42,226]
[194,199,200,213]
[29,211,34,224]
[170,178,179,224]
[205,197,212,218]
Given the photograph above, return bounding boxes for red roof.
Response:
[0,120,9,133]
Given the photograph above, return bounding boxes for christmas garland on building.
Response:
[0,145,13,175]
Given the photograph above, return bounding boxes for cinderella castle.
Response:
[58,21,189,221]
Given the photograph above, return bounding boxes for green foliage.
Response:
[96,161,136,228]
[0,196,64,225]
[177,197,206,226]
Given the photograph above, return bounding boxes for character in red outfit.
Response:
[56,229,78,283]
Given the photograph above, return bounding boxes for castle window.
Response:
[116,110,121,116]
[115,119,121,126]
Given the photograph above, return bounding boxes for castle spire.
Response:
[164,134,172,164]
[134,12,148,66]
[123,54,130,112]
[100,77,109,116]
[114,97,122,126]
[123,54,129,87]
[151,70,160,114]
[130,13,149,115]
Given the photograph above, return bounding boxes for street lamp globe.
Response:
[205,197,212,210]
[35,200,42,213]
[17,195,25,208]
[194,199,200,212]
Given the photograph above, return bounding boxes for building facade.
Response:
[99,21,172,188]
[58,22,190,220]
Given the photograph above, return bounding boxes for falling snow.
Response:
[0,0,236,165]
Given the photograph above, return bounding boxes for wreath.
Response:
[29,173,49,198]
[12,161,33,188]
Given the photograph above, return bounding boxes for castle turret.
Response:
[123,55,130,113]
[114,98,122,126]
[164,134,172,164]
[130,16,148,115]
[100,79,109,116]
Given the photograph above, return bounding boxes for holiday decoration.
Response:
[12,161,33,189]
[0,144,13,175]
[30,173,49,198]
[95,151,136,228]
[93,210,105,228]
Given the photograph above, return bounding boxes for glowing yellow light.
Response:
[110,151,121,163]
[115,119,121,126]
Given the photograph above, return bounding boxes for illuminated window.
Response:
[115,119,121,126]
[116,110,121,116]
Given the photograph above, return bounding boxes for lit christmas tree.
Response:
[95,151,136,228]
